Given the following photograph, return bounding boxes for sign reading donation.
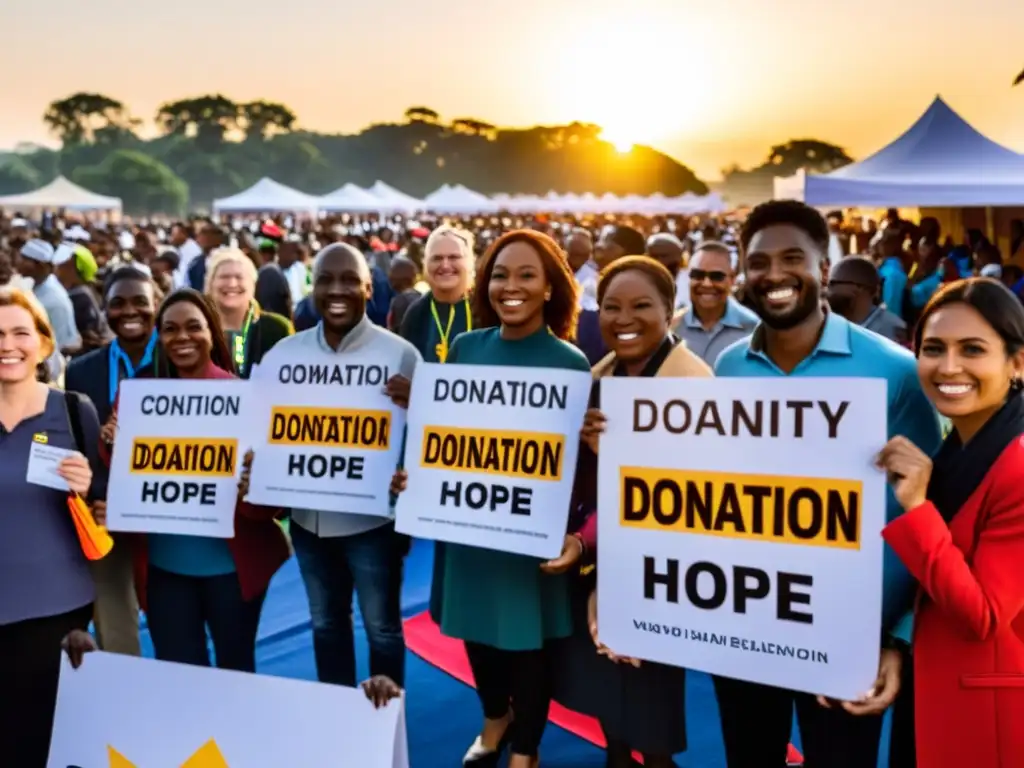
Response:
[396,363,591,559]
[596,377,886,700]
[245,350,406,517]
[106,378,246,538]
[49,652,409,768]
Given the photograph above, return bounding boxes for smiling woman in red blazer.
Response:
[879,277,1024,768]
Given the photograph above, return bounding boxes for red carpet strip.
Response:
[404,611,804,766]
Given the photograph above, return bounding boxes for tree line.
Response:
[0,94,717,215]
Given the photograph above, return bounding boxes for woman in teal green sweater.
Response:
[437,230,591,768]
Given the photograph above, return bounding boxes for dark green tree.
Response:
[28,97,712,209]
[239,101,297,141]
[766,139,853,175]
[43,93,136,145]
[72,150,188,215]
[155,95,239,151]
[0,156,41,195]
[404,106,440,123]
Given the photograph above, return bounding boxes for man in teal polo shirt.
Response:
[713,200,942,768]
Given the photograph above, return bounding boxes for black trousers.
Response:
[888,652,917,768]
[713,676,883,768]
[464,640,554,757]
[0,604,93,768]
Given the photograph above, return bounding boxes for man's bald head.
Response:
[646,233,684,277]
[313,242,370,281]
[565,228,594,272]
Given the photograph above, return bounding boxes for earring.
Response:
[544,293,551,302]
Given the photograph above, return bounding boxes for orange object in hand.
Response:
[67,494,113,560]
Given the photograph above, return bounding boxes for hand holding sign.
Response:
[238,450,254,499]
[100,412,117,447]
[58,453,93,495]
[62,629,98,669]
[390,469,408,496]
[580,408,606,454]
[362,675,403,709]
[876,436,931,511]
[818,648,902,715]
[587,589,641,667]
[385,375,412,409]
[539,534,583,574]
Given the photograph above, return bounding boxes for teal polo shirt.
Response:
[715,311,942,640]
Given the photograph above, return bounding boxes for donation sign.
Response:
[106,378,246,538]
[49,652,408,768]
[596,377,886,700]
[396,363,591,559]
[245,350,406,517]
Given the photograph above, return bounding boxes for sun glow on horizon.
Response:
[600,127,636,153]
[545,11,722,157]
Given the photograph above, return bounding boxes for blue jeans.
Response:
[291,522,406,687]
[146,566,265,672]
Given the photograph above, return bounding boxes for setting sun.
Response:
[600,127,636,153]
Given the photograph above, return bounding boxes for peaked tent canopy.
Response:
[212,177,319,212]
[0,176,122,210]
[423,184,499,213]
[367,181,424,213]
[318,183,384,213]
[774,96,1024,207]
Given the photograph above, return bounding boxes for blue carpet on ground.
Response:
[137,539,891,767]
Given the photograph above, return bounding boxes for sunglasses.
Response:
[689,269,728,283]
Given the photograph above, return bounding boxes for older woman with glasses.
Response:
[203,247,293,379]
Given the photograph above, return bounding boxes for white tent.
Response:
[212,177,319,213]
[774,96,1024,207]
[0,175,122,211]
[318,183,384,213]
[423,184,498,214]
[367,181,424,214]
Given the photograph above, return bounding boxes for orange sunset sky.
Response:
[2,0,1023,180]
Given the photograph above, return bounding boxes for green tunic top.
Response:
[435,326,591,651]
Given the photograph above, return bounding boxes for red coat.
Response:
[101,362,290,608]
[883,437,1024,768]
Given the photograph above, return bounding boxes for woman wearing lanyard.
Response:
[434,230,591,768]
[65,265,160,657]
[399,225,475,364]
[203,247,293,379]
[399,226,476,627]
[101,289,289,671]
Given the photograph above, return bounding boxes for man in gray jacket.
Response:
[265,242,421,688]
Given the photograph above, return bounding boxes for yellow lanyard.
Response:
[430,298,471,363]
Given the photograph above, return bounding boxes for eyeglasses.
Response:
[689,269,728,283]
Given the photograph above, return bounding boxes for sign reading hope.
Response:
[246,350,407,518]
[396,363,591,559]
[106,378,246,538]
[596,377,887,701]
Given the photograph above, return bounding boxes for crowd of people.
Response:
[1,200,1022,768]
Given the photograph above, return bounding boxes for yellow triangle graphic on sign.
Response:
[106,739,228,767]
[107,745,136,768]
[181,740,229,768]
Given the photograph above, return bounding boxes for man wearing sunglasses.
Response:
[671,241,758,366]
[826,256,907,345]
